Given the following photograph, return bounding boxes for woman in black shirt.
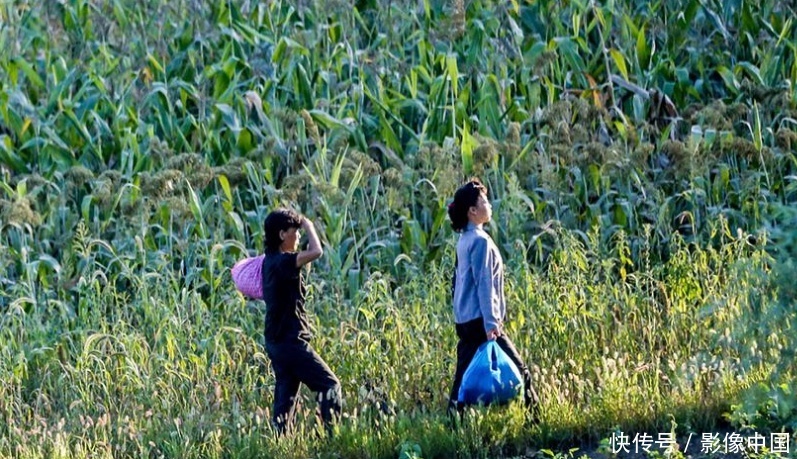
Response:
[261,208,341,435]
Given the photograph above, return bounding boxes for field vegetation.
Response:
[1,0,796,457]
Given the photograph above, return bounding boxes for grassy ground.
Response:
[1,0,796,457]
[1,224,793,458]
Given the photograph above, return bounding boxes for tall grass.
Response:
[0,217,791,458]
[1,0,797,457]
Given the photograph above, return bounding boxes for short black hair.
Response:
[263,208,303,253]
[448,178,487,232]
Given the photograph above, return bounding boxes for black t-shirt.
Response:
[261,251,313,343]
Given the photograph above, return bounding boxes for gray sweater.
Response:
[453,222,505,333]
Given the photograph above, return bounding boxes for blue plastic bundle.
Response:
[458,341,524,405]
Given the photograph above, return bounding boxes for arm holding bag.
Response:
[457,341,524,405]
[231,255,265,299]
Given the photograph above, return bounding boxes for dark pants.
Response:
[448,318,539,414]
[265,340,341,435]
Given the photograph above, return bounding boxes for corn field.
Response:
[1,0,796,458]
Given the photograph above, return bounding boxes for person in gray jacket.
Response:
[447,178,539,417]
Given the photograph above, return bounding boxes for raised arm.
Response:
[296,218,323,267]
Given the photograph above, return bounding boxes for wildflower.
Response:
[92,178,114,208]
[64,165,94,186]
[728,137,761,162]
[148,136,173,165]
[506,122,521,146]
[0,197,42,227]
[161,196,192,220]
[281,173,309,203]
[300,109,322,147]
[472,140,498,175]
[344,149,381,179]
[632,143,655,167]
[382,167,405,189]
[141,169,182,200]
[776,128,797,151]
[165,153,213,190]
[213,157,250,188]
[450,0,465,40]
[689,101,732,131]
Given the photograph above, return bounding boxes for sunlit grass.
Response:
[1,0,796,457]
[1,220,793,457]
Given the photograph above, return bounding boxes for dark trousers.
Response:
[448,318,539,414]
[265,339,341,435]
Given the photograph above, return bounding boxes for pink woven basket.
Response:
[231,255,265,299]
